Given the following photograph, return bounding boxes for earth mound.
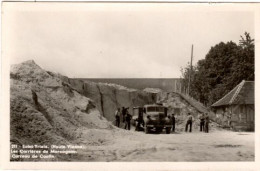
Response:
[10,60,113,160]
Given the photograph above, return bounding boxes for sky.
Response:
[3,3,255,78]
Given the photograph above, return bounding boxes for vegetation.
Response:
[181,32,254,106]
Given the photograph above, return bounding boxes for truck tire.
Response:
[156,127,163,133]
[166,128,171,134]
[145,127,150,134]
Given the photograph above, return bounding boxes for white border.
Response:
[1,2,260,171]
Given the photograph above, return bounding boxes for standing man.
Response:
[115,108,121,127]
[185,113,193,132]
[136,109,144,131]
[199,113,205,132]
[122,107,126,123]
[171,113,176,132]
[204,113,209,133]
[125,109,132,130]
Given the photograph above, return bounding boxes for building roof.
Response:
[211,80,254,107]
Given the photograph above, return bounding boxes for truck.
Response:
[133,104,172,134]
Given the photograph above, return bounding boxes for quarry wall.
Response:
[75,78,182,92]
[65,79,157,122]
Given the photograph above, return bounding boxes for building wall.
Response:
[213,104,254,131]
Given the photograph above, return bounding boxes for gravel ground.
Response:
[76,129,254,162]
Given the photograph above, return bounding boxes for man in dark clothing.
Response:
[125,109,132,130]
[199,113,205,132]
[204,113,209,133]
[171,113,176,132]
[115,108,121,127]
[122,107,127,123]
[136,110,144,131]
[185,113,193,132]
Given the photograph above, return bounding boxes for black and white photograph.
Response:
[0,2,259,170]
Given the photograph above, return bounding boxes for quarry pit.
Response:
[10,60,254,161]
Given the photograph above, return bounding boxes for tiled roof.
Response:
[211,80,254,107]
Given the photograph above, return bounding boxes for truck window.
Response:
[158,107,165,112]
[147,107,156,112]
[147,107,165,112]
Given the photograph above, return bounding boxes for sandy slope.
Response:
[10,60,113,161]
[76,129,254,161]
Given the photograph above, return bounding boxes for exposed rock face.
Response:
[66,79,157,122]
[10,60,112,156]
[157,92,199,114]
[156,91,220,131]
[66,80,214,131]
[66,80,211,131]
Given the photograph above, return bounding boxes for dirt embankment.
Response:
[10,60,113,161]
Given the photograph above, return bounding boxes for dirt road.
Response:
[77,129,254,161]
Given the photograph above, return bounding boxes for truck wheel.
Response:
[166,128,171,134]
[156,127,162,133]
[145,127,150,134]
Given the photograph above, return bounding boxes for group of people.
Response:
[185,112,210,133]
[115,107,210,133]
[198,113,210,133]
[171,112,210,133]
[114,107,132,130]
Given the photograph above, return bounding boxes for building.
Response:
[211,80,254,131]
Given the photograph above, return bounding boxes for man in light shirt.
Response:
[185,113,193,132]
[115,108,121,127]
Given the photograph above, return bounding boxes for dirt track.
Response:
[77,129,254,162]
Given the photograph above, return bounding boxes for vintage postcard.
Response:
[0,2,259,170]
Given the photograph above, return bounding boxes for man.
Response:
[199,113,205,132]
[136,109,144,131]
[125,109,132,130]
[171,113,176,132]
[185,113,193,132]
[122,107,126,123]
[204,113,209,133]
[115,108,120,127]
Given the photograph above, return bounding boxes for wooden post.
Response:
[175,80,177,92]
[188,44,193,96]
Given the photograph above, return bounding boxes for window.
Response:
[147,106,165,112]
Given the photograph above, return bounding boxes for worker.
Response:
[204,113,209,133]
[199,113,205,132]
[136,109,144,131]
[125,109,132,130]
[185,113,193,132]
[122,107,127,123]
[171,113,176,132]
[115,108,121,127]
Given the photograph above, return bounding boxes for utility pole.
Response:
[174,80,177,92]
[187,44,193,96]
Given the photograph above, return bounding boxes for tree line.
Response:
[181,32,254,106]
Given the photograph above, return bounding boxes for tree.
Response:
[180,32,254,106]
